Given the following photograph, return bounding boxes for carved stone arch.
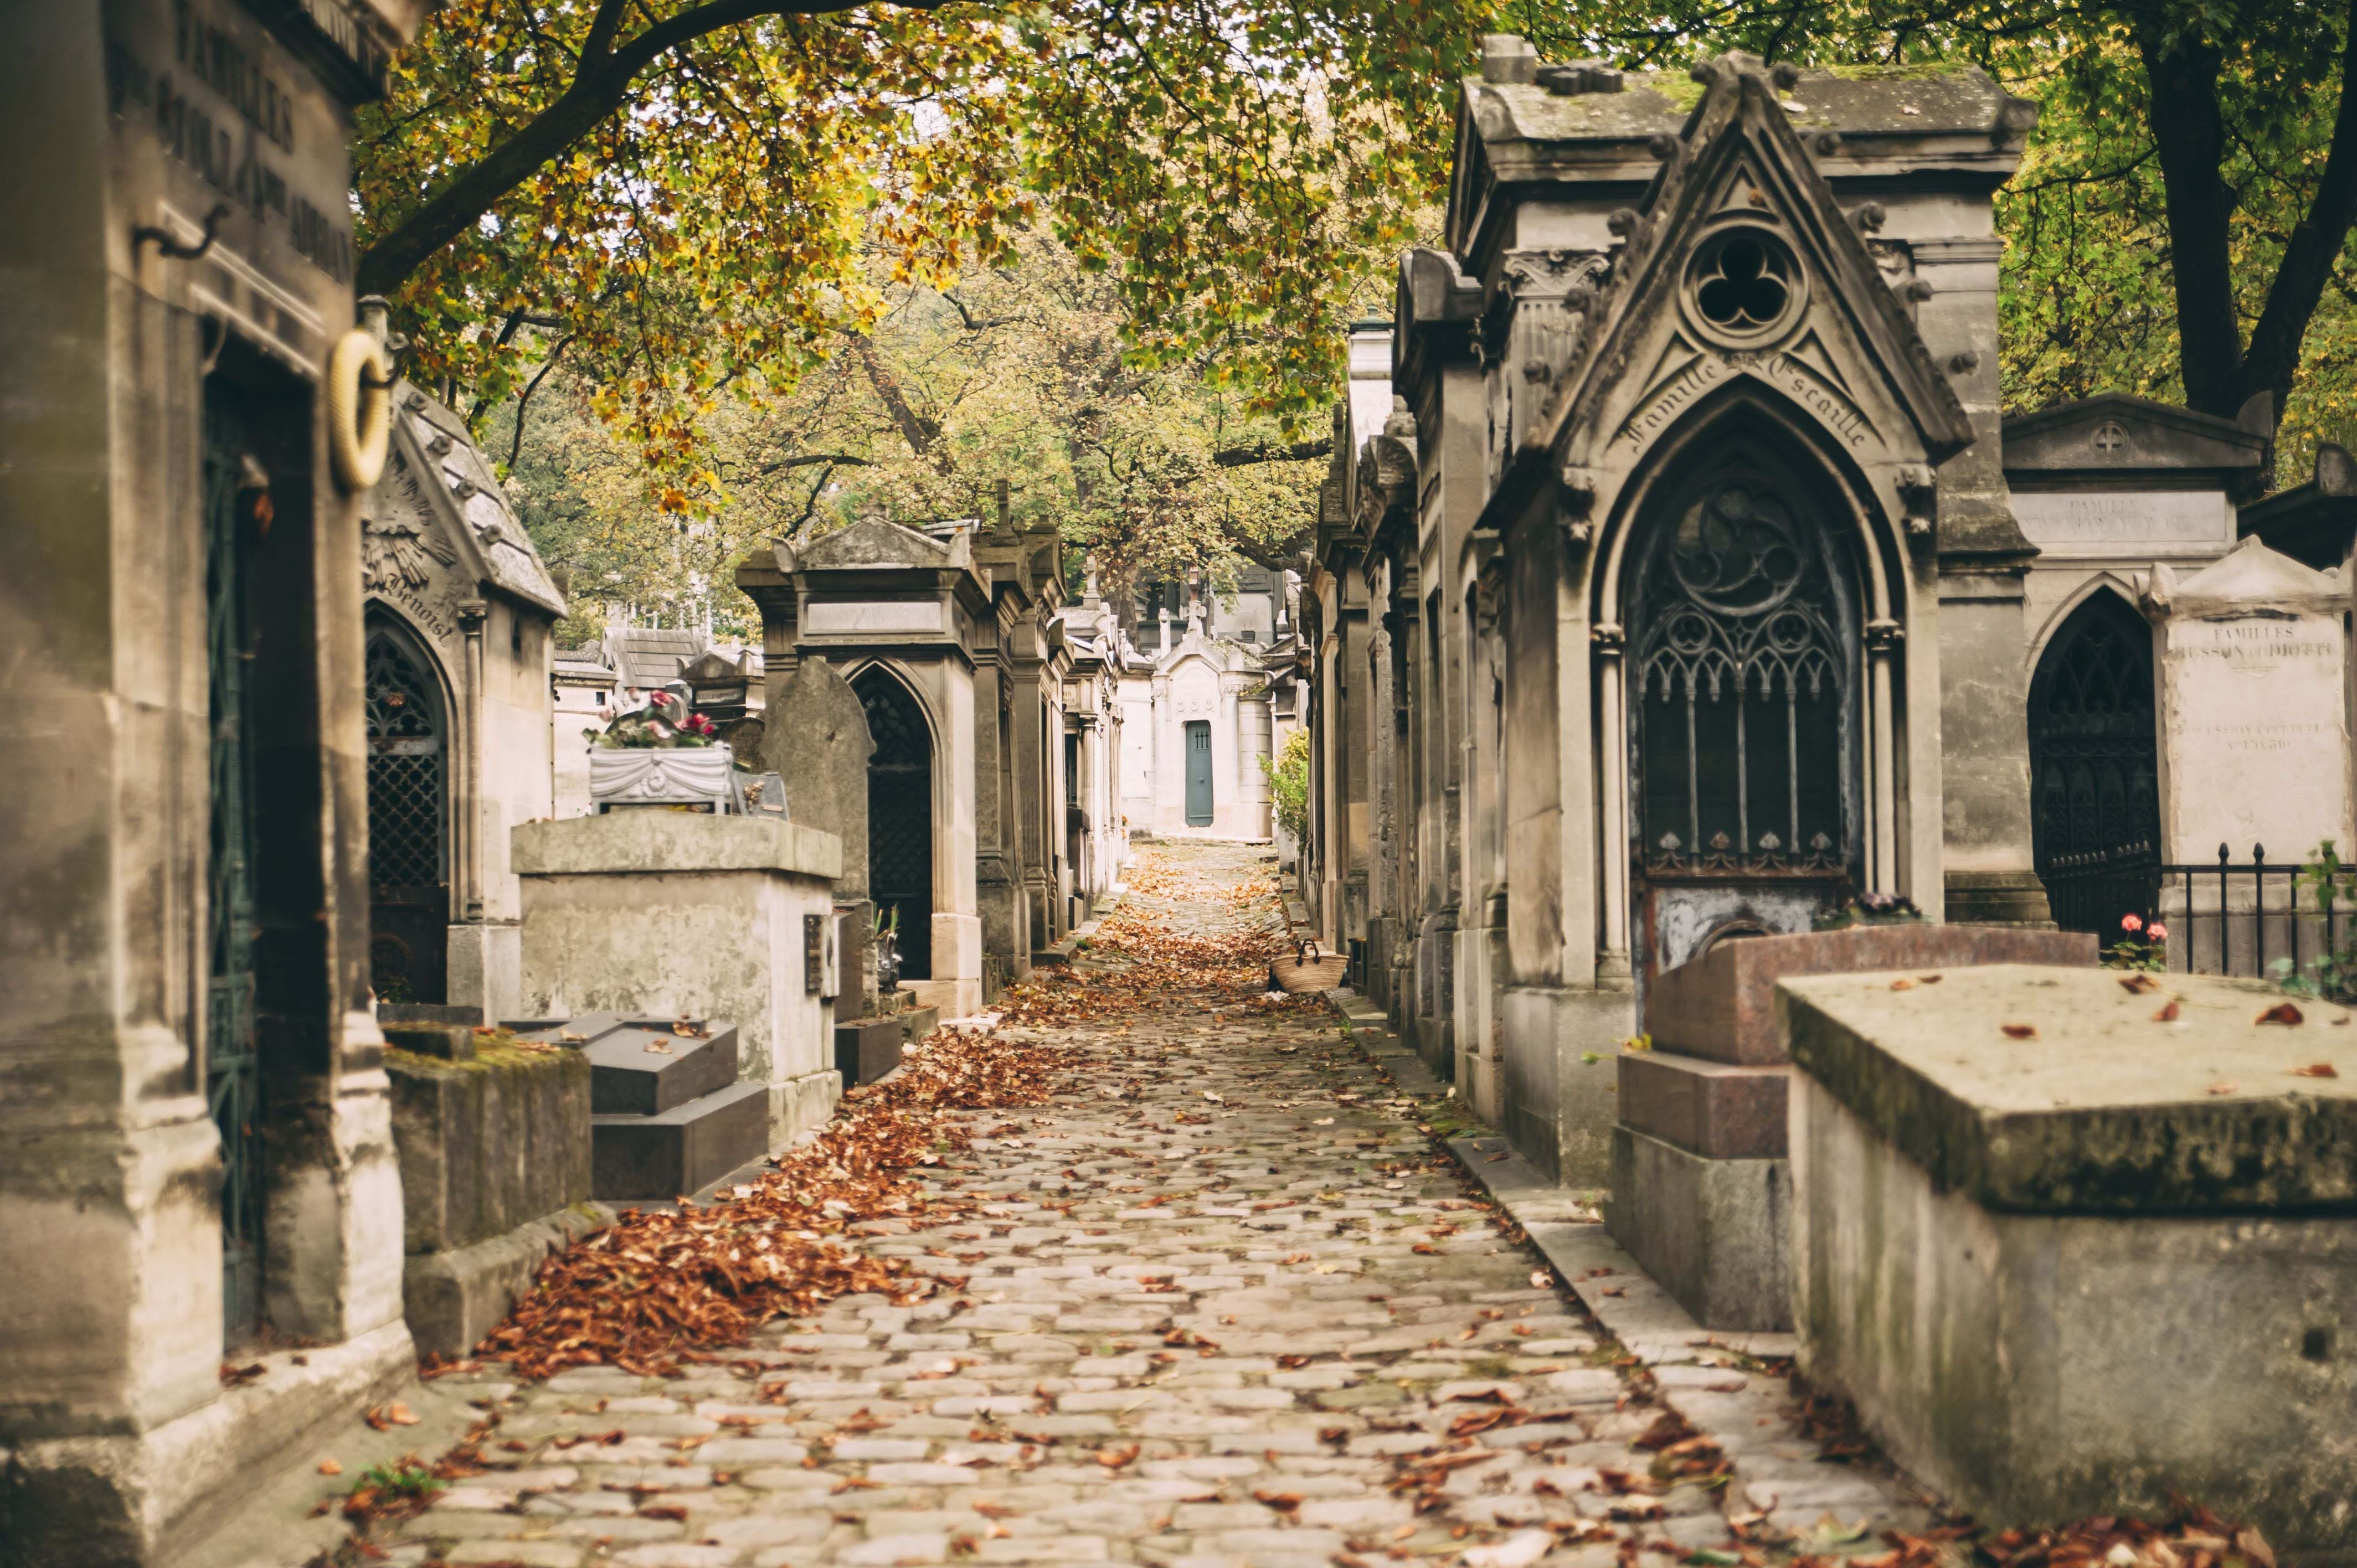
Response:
[1592,379,1900,628]
[1587,383,1915,992]
[2025,571,2145,685]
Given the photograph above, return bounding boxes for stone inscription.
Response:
[2160,611,2348,858]
[2014,490,2229,550]
[104,0,354,285]
[805,600,945,635]
[1617,353,1869,457]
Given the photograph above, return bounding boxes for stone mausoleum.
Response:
[1296,46,2357,1184]
[0,2,435,1562]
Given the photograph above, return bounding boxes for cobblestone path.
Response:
[373,843,1818,1568]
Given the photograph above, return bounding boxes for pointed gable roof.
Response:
[367,380,567,619]
[1538,54,1975,472]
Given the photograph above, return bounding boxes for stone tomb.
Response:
[505,1015,769,1201]
[512,812,845,1151]
[1784,965,2356,1552]
[1607,923,2094,1329]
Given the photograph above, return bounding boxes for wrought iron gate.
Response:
[204,384,265,1344]
[366,623,449,1003]
[2029,593,2159,937]
[858,671,933,980]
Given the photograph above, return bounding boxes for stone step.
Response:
[590,1080,772,1202]
[506,1014,740,1115]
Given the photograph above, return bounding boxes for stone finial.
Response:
[1480,34,1538,85]
[1851,202,1886,234]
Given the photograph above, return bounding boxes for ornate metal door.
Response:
[2030,592,2159,934]
[204,384,265,1343]
[366,625,449,1004]
[858,671,934,980]
[1630,458,1859,982]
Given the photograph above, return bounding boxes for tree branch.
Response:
[2239,0,2357,430]
[2135,14,2243,416]
[507,336,574,468]
[357,0,952,297]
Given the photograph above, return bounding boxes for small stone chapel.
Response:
[360,381,568,1021]
[1296,44,2357,1184]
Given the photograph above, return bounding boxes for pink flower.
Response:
[2121,913,2144,933]
[2147,922,2168,943]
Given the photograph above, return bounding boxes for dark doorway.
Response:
[204,379,266,1345]
[1185,720,1214,826]
[1629,439,1861,983]
[858,669,934,980]
[2030,591,2160,935]
[365,617,449,1005]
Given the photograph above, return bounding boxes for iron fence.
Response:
[2042,842,2357,982]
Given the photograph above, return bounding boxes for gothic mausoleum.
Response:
[1304,49,2068,1180]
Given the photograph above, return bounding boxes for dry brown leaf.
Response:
[2154,999,2183,1023]
[1095,1442,1141,1469]
[1889,977,1917,992]
[2257,1002,2305,1025]
[317,1459,342,1476]
[2290,1062,2340,1079]
[2001,1024,2038,1039]
[2209,1082,2238,1096]
[2119,973,2161,994]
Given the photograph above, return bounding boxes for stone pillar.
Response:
[764,654,878,1011]
[1918,235,2051,926]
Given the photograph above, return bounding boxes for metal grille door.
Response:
[366,625,449,1003]
[858,671,934,981]
[2030,593,2159,935]
[204,384,265,1345]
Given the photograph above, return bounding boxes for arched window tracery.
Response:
[1630,455,1856,876]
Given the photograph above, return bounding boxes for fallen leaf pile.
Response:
[1783,1505,2278,1568]
[472,1027,1067,1380]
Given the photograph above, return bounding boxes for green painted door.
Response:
[1185,721,1213,827]
[204,382,265,1345]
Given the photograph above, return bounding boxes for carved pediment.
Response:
[1528,54,1976,473]
[361,449,459,594]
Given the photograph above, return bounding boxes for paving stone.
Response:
[373,843,1928,1568]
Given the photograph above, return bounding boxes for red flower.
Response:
[2121,913,2143,934]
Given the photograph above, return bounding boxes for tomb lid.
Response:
[2239,443,2357,571]
[1782,964,2357,1214]
[2003,393,2267,484]
[383,383,567,617]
